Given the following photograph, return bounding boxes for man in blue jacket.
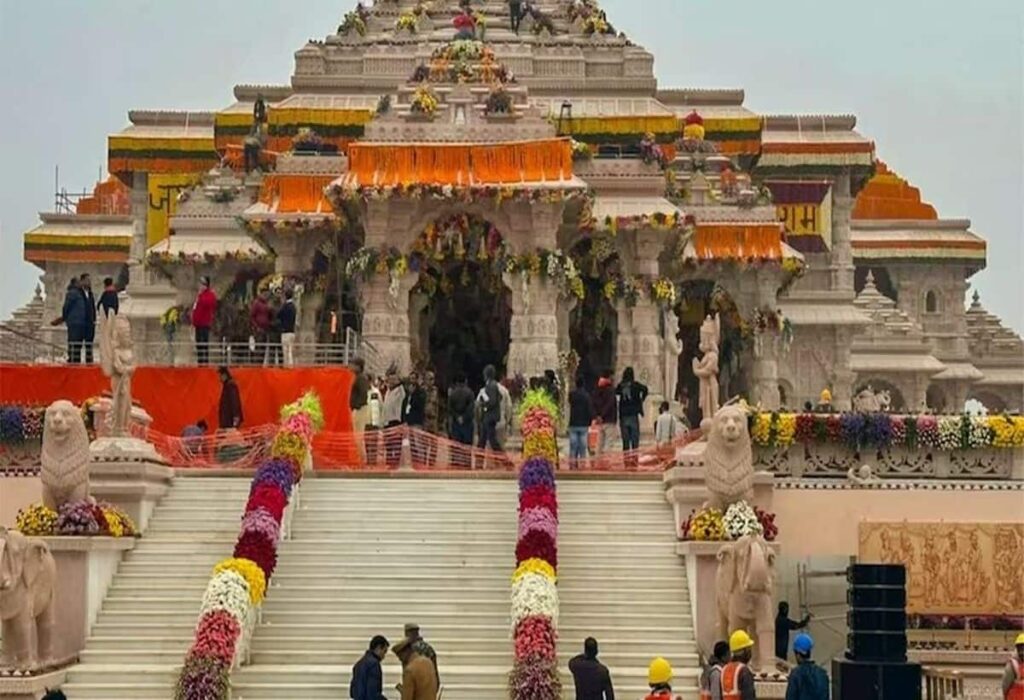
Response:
[57,277,88,364]
[351,635,390,700]
[785,634,829,700]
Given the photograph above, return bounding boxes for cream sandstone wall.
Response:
[0,476,42,528]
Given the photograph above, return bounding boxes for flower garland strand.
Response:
[509,389,561,700]
[175,391,323,700]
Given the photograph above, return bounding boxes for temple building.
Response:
[8,0,1023,414]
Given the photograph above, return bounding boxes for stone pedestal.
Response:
[88,400,153,439]
[41,536,136,662]
[0,668,68,700]
[89,437,173,534]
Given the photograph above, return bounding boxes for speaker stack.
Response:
[832,563,922,700]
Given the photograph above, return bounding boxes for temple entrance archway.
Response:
[569,237,620,388]
[408,213,512,392]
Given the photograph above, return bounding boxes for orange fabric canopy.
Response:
[0,365,354,436]
[347,139,573,186]
[258,174,336,214]
[693,224,784,260]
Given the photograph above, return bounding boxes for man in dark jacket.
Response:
[569,637,615,700]
[447,373,475,469]
[218,366,243,430]
[277,289,297,366]
[97,276,119,317]
[591,374,616,454]
[775,601,811,661]
[477,365,502,453]
[568,377,593,467]
[78,273,97,364]
[404,371,428,464]
[616,367,648,452]
[350,635,390,700]
[58,278,87,364]
[785,634,829,700]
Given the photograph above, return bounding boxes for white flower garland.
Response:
[937,417,961,451]
[511,572,559,627]
[723,501,763,540]
[200,570,252,627]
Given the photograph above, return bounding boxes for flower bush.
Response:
[755,507,778,542]
[683,507,727,541]
[56,500,103,535]
[683,502,779,542]
[723,501,763,540]
[751,411,1024,451]
[510,392,560,700]
[177,392,322,700]
[101,506,137,537]
[15,503,58,536]
[0,405,46,444]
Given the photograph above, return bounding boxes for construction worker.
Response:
[643,657,682,700]
[722,630,757,700]
[785,633,828,700]
[1004,633,1024,699]
[700,641,729,700]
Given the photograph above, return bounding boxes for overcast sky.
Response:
[1,0,1021,330]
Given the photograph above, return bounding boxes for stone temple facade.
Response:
[9,0,1023,416]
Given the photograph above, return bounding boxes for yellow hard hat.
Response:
[648,657,673,685]
[730,630,755,653]
[820,388,832,403]
[1015,633,1024,646]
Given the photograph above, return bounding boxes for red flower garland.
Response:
[515,529,558,569]
[187,611,241,666]
[246,484,287,522]
[233,530,278,580]
[519,485,558,518]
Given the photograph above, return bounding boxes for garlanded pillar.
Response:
[506,274,559,379]
[359,272,417,374]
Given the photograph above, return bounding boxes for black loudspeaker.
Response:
[832,658,921,700]
[847,563,907,662]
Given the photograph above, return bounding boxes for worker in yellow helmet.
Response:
[1004,633,1024,700]
[644,656,682,700]
[722,630,757,699]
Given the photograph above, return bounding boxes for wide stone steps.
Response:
[61,476,251,700]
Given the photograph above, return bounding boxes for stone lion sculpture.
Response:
[0,527,57,669]
[703,403,754,511]
[716,533,776,670]
[40,399,91,511]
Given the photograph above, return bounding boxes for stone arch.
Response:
[926,384,949,412]
[968,389,1009,414]
[406,202,516,255]
[778,378,795,409]
[924,289,941,314]
[568,236,621,388]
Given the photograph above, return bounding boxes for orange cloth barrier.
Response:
[258,174,336,214]
[693,224,784,261]
[347,139,572,186]
[0,365,355,437]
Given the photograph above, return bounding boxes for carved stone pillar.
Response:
[832,328,856,410]
[750,273,781,410]
[830,172,855,293]
[615,297,663,397]
[359,273,417,374]
[506,274,559,378]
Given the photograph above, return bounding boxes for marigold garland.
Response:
[14,503,58,536]
[213,558,267,606]
[513,558,557,583]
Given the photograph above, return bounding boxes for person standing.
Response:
[497,375,513,448]
[350,635,390,700]
[568,377,593,468]
[382,371,407,468]
[392,638,438,700]
[78,273,97,364]
[192,276,218,366]
[700,641,729,700]
[217,366,243,430]
[404,371,428,465]
[616,367,648,452]
[1003,634,1024,700]
[508,0,523,33]
[97,276,119,317]
[477,365,503,454]
[655,401,680,447]
[775,602,811,661]
[250,290,273,365]
[722,631,757,700]
[277,289,297,366]
[56,277,87,364]
[447,372,475,469]
[592,374,616,454]
[365,375,383,466]
[350,357,371,458]
[569,637,615,700]
[644,657,682,700]
[403,623,439,687]
[784,634,828,700]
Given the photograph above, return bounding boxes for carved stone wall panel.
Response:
[859,521,1024,615]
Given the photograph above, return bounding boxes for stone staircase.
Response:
[558,480,699,699]
[60,476,253,699]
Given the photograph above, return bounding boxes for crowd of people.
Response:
[53,273,118,363]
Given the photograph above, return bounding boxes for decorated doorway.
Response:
[569,236,620,388]
[409,213,512,392]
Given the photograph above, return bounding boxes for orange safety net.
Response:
[694,224,784,260]
[347,139,573,186]
[258,174,336,214]
[853,161,938,221]
[0,365,355,438]
[75,177,131,215]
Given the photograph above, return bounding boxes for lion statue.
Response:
[703,403,754,511]
[40,400,91,511]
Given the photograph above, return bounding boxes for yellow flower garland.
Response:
[513,558,557,583]
[15,504,58,536]
[213,558,267,605]
[989,415,1024,448]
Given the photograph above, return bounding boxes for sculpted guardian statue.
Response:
[692,314,721,425]
[703,403,755,511]
[98,312,135,438]
[0,528,57,669]
[40,400,91,511]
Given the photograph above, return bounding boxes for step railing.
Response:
[923,667,964,699]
